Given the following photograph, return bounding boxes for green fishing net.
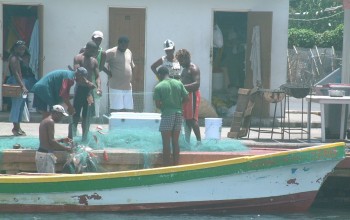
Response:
[0,127,248,171]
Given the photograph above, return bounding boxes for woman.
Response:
[151,39,181,80]
[7,40,28,136]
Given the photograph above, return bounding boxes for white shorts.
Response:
[109,89,134,110]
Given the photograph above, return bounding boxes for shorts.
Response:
[73,86,95,118]
[109,88,134,110]
[35,151,57,173]
[159,112,183,132]
[183,90,200,121]
[33,93,51,112]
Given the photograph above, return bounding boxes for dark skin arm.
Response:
[63,96,75,115]
[155,100,162,109]
[92,60,102,95]
[151,58,163,79]
[103,66,112,78]
[99,51,107,72]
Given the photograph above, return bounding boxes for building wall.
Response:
[0,0,289,115]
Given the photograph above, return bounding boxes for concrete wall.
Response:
[0,0,289,115]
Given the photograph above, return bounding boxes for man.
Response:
[104,36,135,112]
[151,39,181,80]
[69,41,102,141]
[36,105,72,173]
[80,31,107,71]
[32,67,93,119]
[80,31,107,118]
[153,66,188,166]
[175,49,202,145]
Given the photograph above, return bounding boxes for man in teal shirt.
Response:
[31,67,94,118]
[153,66,188,166]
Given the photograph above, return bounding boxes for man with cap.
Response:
[80,31,106,72]
[104,36,135,112]
[31,67,94,119]
[153,66,188,166]
[151,39,181,80]
[36,105,72,173]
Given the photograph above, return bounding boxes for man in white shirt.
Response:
[104,36,135,112]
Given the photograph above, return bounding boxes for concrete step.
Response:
[0,111,322,128]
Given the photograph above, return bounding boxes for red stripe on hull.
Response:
[0,191,317,213]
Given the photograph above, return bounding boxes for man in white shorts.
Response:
[104,36,135,112]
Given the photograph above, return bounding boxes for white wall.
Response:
[342,9,350,83]
[0,0,289,115]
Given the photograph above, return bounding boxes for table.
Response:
[306,95,350,142]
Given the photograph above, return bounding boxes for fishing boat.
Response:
[0,142,345,213]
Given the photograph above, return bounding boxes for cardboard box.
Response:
[2,84,22,97]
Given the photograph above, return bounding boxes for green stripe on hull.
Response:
[0,144,345,194]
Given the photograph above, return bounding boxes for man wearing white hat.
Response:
[36,105,72,173]
[80,30,106,72]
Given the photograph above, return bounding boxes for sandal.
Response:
[12,129,21,136]
[18,129,26,136]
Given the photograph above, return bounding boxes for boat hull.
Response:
[0,143,345,213]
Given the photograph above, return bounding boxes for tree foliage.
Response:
[288,0,344,49]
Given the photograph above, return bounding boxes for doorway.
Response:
[109,8,146,112]
[1,4,43,112]
[212,11,248,117]
[212,11,273,118]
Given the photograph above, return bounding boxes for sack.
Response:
[213,24,224,48]
[22,102,30,122]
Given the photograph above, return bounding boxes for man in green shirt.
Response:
[153,66,188,166]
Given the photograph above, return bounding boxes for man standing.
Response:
[175,49,202,146]
[36,105,72,173]
[80,31,107,117]
[104,36,135,112]
[32,67,93,118]
[153,66,188,166]
[69,41,102,141]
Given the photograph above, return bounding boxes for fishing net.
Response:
[0,126,248,172]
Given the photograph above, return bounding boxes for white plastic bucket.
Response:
[27,92,36,112]
[205,118,222,140]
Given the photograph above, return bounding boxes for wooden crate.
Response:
[2,84,22,97]
[227,88,259,139]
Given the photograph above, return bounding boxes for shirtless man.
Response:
[80,31,106,117]
[69,41,102,141]
[36,105,72,173]
[175,49,202,145]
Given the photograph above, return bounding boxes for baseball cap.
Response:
[92,31,104,39]
[52,105,69,116]
[76,67,88,77]
[163,39,175,50]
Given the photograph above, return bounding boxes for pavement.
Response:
[0,96,339,147]
[0,108,326,149]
